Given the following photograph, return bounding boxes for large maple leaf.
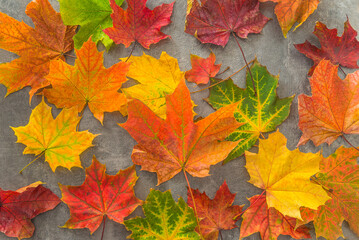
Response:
[208,60,293,162]
[120,52,184,119]
[260,0,320,37]
[187,181,243,240]
[240,195,311,240]
[121,80,243,185]
[295,19,359,76]
[185,52,222,85]
[185,0,269,46]
[59,0,124,50]
[0,0,76,100]
[11,99,97,172]
[245,130,330,219]
[298,147,359,240]
[103,0,174,49]
[298,60,359,147]
[43,39,130,124]
[60,156,142,234]
[0,182,60,239]
[125,189,200,240]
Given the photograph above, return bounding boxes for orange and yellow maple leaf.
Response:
[121,80,243,184]
[43,39,130,124]
[0,0,76,100]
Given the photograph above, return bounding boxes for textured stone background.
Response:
[1,0,359,239]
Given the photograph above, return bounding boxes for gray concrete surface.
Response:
[0,0,359,239]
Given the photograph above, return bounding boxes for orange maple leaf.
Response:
[298,60,359,146]
[121,80,243,185]
[260,0,320,37]
[43,39,130,124]
[0,0,76,100]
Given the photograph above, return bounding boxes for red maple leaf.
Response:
[0,182,60,239]
[187,181,243,240]
[240,195,311,240]
[60,156,142,234]
[103,0,174,49]
[185,0,269,46]
[185,52,222,85]
[295,19,359,75]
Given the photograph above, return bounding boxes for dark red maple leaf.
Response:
[295,19,359,75]
[187,181,243,240]
[103,0,174,49]
[0,182,60,239]
[185,0,269,46]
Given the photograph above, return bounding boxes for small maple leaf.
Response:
[260,0,320,37]
[0,0,76,100]
[60,156,142,234]
[125,189,200,240]
[0,182,60,239]
[298,60,359,147]
[121,80,243,185]
[245,130,330,219]
[185,52,222,85]
[185,0,269,46]
[43,39,130,124]
[299,147,359,240]
[11,99,97,172]
[208,60,293,162]
[120,52,184,119]
[295,19,359,75]
[59,0,124,50]
[187,181,243,240]
[103,0,174,49]
[240,195,311,240]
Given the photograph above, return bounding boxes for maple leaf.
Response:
[120,52,185,119]
[245,130,330,219]
[60,156,142,234]
[185,0,269,46]
[187,181,243,240]
[121,80,243,185]
[185,52,222,85]
[59,0,124,51]
[0,0,76,100]
[43,39,130,124]
[259,0,320,37]
[298,147,359,240]
[208,60,293,162]
[0,182,60,239]
[298,60,359,147]
[240,195,311,240]
[11,99,97,172]
[125,189,200,240]
[103,0,174,49]
[295,19,359,76]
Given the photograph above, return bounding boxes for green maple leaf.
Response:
[59,0,124,51]
[125,190,200,240]
[208,60,293,163]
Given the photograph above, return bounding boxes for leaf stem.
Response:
[217,66,230,76]
[19,151,45,174]
[341,133,359,151]
[219,230,223,240]
[232,32,256,96]
[338,65,347,77]
[183,170,204,240]
[235,190,266,219]
[63,53,76,59]
[125,41,137,62]
[190,59,255,94]
[101,215,107,240]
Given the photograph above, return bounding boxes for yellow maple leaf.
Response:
[120,52,184,118]
[11,99,97,172]
[245,130,330,219]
